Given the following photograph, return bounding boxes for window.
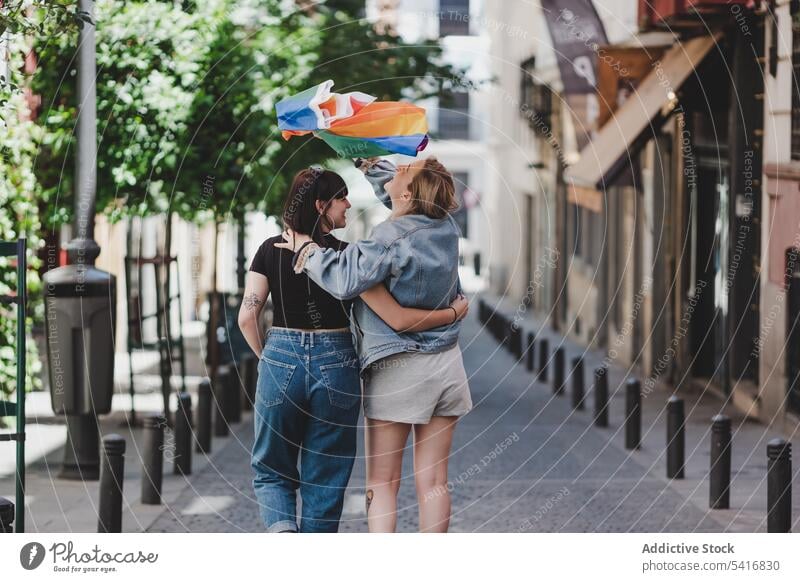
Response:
[439,0,470,36]
[792,10,800,159]
[438,91,470,140]
[520,57,553,136]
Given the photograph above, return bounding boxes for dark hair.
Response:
[282,167,348,245]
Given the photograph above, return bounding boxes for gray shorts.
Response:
[363,344,472,424]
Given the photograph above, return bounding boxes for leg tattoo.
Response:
[365,489,374,515]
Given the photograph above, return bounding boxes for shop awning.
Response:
[564,34,720,189]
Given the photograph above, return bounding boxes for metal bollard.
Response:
[98,434,126,533]
[174,392,192,476]
[526,333,535,372]
[767,438,792,532]
[0,497,14,533]
[505,318,514,352]
[214,367,230,438]
[624,378,641,450]
[593,366,609,427]
[227,363,241,425]
[666,396,685,479]
[553,347,565,395]
[512,324,522,359]
[538,338,549,382]
[141,415,166,505]
[571,356,585,410]
[196,378,213,454]
[240,354,255,412]
[709,414,731,509]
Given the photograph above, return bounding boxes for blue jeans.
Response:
[251,327,361,533]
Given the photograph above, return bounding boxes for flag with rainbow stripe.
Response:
[276,80,429,158]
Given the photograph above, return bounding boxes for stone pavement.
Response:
[5,297,800,532]
[146,298,800,533]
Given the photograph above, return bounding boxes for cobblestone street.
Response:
[142,302,800,533]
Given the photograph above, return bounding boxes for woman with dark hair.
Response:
[238,165,467,533]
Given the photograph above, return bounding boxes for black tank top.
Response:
[248,234,352,329]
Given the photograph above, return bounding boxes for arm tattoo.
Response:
[243,293,263,313]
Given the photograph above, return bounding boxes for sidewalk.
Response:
[4,298,799,532]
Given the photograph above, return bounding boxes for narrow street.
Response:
[140,301,799,532]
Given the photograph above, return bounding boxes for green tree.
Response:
[0,34,44,401]
[32,0,211,226]
[33,0,467,224]
[169,0,311,223]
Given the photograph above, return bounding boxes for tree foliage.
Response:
[1,34,45,400]
[33,0,468,223]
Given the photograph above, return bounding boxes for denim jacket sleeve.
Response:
[302,235,395,300]
[359,158,397,210]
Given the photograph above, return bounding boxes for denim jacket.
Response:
[302,159,462,372]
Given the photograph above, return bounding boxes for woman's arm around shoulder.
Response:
[276,228,397,300]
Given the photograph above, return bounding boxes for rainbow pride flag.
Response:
[276,80,429,157]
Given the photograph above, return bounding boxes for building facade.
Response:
[487,0,800,428]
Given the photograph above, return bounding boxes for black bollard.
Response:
[141,415,166,505]
[571,356,585,410]
[214,366,230,437]
[709,414,731,509]
[241,354,255,412]
[496,312,506,343]
[174,392,193,476]
[512,324,523,359]
[516,327,524,360]
[593,366,609,427]
[553,347,565,395]
[767,438,792,532]
[526,333,535,372]
[538,338,549,382]
[227,363,242,424]
[505,318,514,352]
[624,378,641,450]
[98,434,126,533]
[196,378,213,454]
[666,396,685,479]
[496,312,503,340]
[0,497,14,533]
